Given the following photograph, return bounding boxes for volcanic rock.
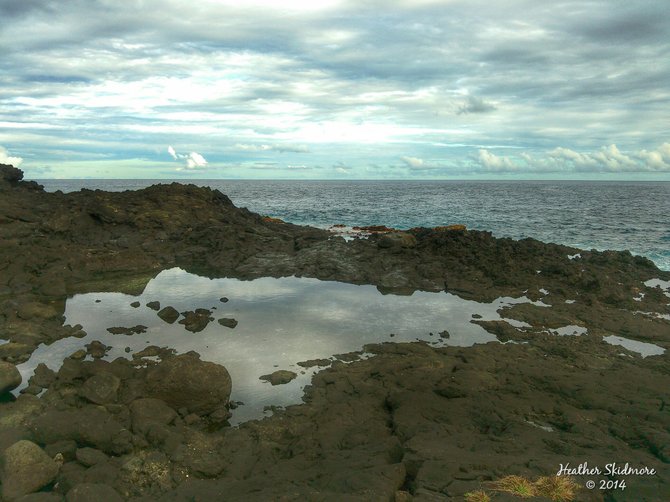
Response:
[157,306,179,324]
[217,317,238,329]
[0,361,22,395]
[178,309,214,333]
[65,483,123,502]
[260,370,298,386]
[145,353,232,415]
[80,373,120,405]
[0,440,59,500]
[146,301,160,311]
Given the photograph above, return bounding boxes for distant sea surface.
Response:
[38,179,670,271]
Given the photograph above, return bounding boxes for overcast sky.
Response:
[1,0,669,179]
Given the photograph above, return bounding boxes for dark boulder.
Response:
[260,370,297,386]
[157,306,179,324]
[145,354,231,415]
[0,440,59,500]
[0,361,22,395]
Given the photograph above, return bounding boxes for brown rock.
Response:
[0,361,22,395]
[0,440,58,500]
[260,370,298,386]
[145,354,232,415]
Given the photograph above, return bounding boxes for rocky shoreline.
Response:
[1,164,669,501]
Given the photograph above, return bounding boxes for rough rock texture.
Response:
[177,309,213,333]
[144,354,232,415]
[0,440,59,500]
[1,165,670,500]
[259,370,297,385]
[0,361,22,395]
[65,483,123,502]
[157,306,179,324]
[217,317,238,329]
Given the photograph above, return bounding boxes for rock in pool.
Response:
[157,306,180,324]
[178,309,214,333]
[217,317,238,329]
[260,370,298,386]
[146,301,161,311]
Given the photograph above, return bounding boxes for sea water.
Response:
[38,179,670,271]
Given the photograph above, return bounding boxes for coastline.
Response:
[1,164,669,500]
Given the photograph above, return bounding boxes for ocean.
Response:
[37,179,670,271]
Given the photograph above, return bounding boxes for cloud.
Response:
[400,156,425,168]
[458,95,497,115]
[1,1,669,179]
[0,146,23,166]
[477,142,670,174]
[233,143,309,153]
[167,145,208,169]
[477,149,516,171]
[186,152,207,169]
[548,143,670,172]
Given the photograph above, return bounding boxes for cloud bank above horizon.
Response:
[1,0,669,179]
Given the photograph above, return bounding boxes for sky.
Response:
[1,0,669,180]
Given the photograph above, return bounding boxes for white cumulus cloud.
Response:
[478,149,517,171]
[0,146,23,167]
[186,152,207,169]
[167,145,208,170]
[401,156,424,168]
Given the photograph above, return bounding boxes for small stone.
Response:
[85,341,110,359]
[219,297,229,303]
[130,301,141,308]
[146,301,161,311]
[217,317,238,329]
[106,325,147,335]
[157,306,179,324]
[69,349,87,360]
[178,310,213,333]
[439,330,450,339]
[259,370,298,386]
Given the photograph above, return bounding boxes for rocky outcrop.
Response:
[1,165,669,500]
